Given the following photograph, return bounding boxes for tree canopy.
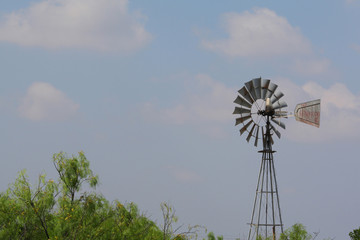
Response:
[0,152,227,240]
[350,227,360,240]
[0,152,163,240]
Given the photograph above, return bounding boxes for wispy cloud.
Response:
[142,74,235,138]
[201,8,311,57]
[143,74,359,142]
[277,78,360,142]
[292,58,331,75]
[19,82,79,121]
[0,0,151,52]
[200,8,330,75]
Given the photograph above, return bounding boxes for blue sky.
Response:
[0,0,359,239]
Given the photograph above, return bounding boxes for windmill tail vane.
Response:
[232,77,321,240]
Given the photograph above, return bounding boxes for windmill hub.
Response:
[256,98,276,117]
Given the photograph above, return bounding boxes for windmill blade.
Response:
[233,106,251,115]
[270,91,284,104]
[238,86,254,104]
[252,77,262,100]
[234,95,252,109]
[274,110,288,118]
[240,120,253,135]
[245,80,258,101]
[246,123,256,142]
[261,79,270,100]
[270,123,281,139]
[254,125,260,147]
[271,118,286,129]
[294,99,321,128]
[235,114,251,126]
[264,82,278,99]
[273,101,288,110]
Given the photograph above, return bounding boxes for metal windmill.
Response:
[233,77,320,240]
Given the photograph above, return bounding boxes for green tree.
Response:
[0,152,163,240]
[0,169,57,239]
[350,227,360,240]
[206,232,224,240]
[279,223,312,240]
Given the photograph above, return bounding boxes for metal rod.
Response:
[269,151,276,239]
[266,115,277,239]
[248,155,265,240]
[271,158,284,234]
[265,152,269,238]
[256,155,266,238]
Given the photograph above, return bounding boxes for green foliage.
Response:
[350,227,360,240]
[279,223,312,240]
[53,151,98,203]
[206,232,224,240]
[0,152,163,240]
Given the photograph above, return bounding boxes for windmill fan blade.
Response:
[235,114,251,126]
[261,79,270,100]
[246,123,256,142]
[265,82,278,99]
[253,77,262,100]
[240,120,253,135]
[238,87,254,104]
[273,101,288,110]
[270,91,284,104]
[270,123,281,139]
[245,80,257,101]
[294,99,321,128]
[254,125,259,147]
[271,118,286,129]
[233,107,251,115]
[234,95,252,109]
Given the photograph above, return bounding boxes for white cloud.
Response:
[201,8,312,57]
[292,58,331,75]
[200,8,330,75]
[19,82,79,121]
[144,75,360,142]
[0,0,151,52]
[142,74,235,138]
[276,78,360,142]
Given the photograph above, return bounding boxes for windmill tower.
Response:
[233,78,320,240]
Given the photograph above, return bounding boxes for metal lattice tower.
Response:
[233,77,320,240]
[248,116,283,240]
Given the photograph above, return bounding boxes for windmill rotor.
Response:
[233,78,287,147]
[233,77,321,240]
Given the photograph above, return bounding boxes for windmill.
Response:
[233,77,320,240]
